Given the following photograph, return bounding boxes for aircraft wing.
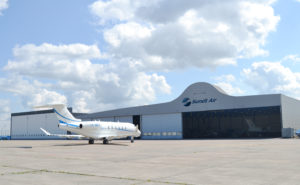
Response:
[40,128,86,139]
[94,133,129,140]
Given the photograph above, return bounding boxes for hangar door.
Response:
[11,113,65,139]
[182,106,281,138]
[141,113,182,139]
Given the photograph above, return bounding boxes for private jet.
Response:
[36,104,141,144]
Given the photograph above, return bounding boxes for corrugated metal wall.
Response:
[281,95,300,133]
[11,113,66,139]
[141,113,182,139]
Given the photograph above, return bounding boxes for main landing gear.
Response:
[88,139,94,144]
[103,138,109,144]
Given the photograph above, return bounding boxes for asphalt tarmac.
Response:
[1,139,300,185]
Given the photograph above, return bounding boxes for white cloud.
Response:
[5,43,108,83]
[242,60,300,99]
[28,89,68,108]
[103,22,152,47]
[1,0,281,114]
[0,0,8,15]
[214,74,244,95]
[0,76,68,108]
[0,99,10,134]
[282,54,300,63]
[3,43,171,112]
[90,0,279,70]
[215,82,244,95]
[214,74,236,83]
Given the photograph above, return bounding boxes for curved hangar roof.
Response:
[88,82,281,118]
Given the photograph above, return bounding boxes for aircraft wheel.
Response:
[88,139,94,144]
[103,139,108,144]
[131,136,134,143]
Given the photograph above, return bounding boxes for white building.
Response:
[10,82,300,139]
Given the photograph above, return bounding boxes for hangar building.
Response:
[10,82,300,139]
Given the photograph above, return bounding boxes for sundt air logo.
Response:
[182,97,217,107]
[182,97,192,107]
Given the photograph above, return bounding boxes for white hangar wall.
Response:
[115,116,132,123]
[11,115,27,137]
[281,95,300,132]
[11,112,66,139]
[96,116,133,123]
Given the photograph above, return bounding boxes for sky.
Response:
[1,0,300,132]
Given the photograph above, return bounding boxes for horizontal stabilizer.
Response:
[40,128,85,139]
[40,128,51,136]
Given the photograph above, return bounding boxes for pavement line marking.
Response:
[0,165,192,185]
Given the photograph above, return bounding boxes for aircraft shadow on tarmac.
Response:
[53,142,129,147]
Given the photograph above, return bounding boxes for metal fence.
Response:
[0,129,9,137]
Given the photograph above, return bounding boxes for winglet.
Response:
[40,128,51,136]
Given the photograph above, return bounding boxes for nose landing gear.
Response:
[131,136,134,143]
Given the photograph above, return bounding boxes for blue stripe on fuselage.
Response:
[59,120,79,128]
[54,109,81,122]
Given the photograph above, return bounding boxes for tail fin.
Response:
[35,104,81,123]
